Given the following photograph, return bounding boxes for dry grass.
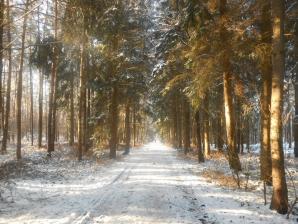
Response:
[180,149,262,190]
[180,149,226,162]
[208,150,226,160]
[202,169,240,189]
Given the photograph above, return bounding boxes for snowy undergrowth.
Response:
[181,148,298,223]
[0,144,114,205]
[0,144,128,224]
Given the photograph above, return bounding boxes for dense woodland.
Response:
[0,0,297,219]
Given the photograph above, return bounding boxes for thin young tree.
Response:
[37,6,43,148]
[109,84,119,159]
[29,46,34,146]
[69,79,75,146]
[1,0,12,153]
[16,0,30,160]
[203,94,210,157]
[124,99,131,155]
[133,104,136,147]
[47,0,58,156]
[294,16,298,158]
[195,110,204,163]
[0,0,4,136]
[183,98,190,154]
[78,42,87,161]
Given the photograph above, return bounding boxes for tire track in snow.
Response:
[70,163,137,224]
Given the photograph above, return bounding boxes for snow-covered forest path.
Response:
[0,142,294,224]
[0,143,209,224]
[69,142,208,224]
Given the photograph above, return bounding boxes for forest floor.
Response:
[0,142,297,224]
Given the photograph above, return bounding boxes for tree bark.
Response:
[294,15,298,158]
[223,72,241,172]
[176,94,182,148]
[183,98,191,154]
[288,116,292,148]
[269,0,288,214]
[0,0,4,137]
[203,94,210,157]
[29,49,34,146]
[16,0,30,160]
[124,99,131,154]
[69,79,75,146]
[86,88,91,150]
[37,6,43,148]
[78,44,86,161]
[109,85,118,159]
[172,94,178,148]
[246,117,250,152]
[220,0,241,172]
[38,69,43,148]
[47,0,58,156]
[195,110,204,163]
[259,0,273,185]
[133,104,136,147]
[51,73,58,148]
[1,0,12,153]
[236,98,241,153]
[217,88,224,151]
[217,115,223,151]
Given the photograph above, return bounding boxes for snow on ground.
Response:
[182,145,298,224]
[0,142,297,224]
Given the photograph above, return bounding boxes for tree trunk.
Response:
[133,104,136,147]
[124,100,131,154]
[223,72,241,172]
[259,0,273,185]
[37,6,43,148]
[86,88,91,150]
[51,73,58,148]
[1,0,12,153]
[29,50,34,146]
[294,16,298,157]
[16,0,30,160]
[47,0,58,156]
[220,0,241,172]
[217,115,223,151]
[183,98,191,154]
[288,116,292,148]
[176,94,182,149]
[69,79,75,146]
[38,69,43,148]
[217,89,224,151]
[78,44,86,161]
[203,94,210,157]
[109,85,118,159]
[172,94,178,148]
[47,62,57,155]
[246,117,250,152]
[47,35,54,154]
[0,0,4,138]
[83,53,89,152]
[195,110,204,163]
[269,0,288,214]
[191,116,196,147]
[236,98,241,153]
